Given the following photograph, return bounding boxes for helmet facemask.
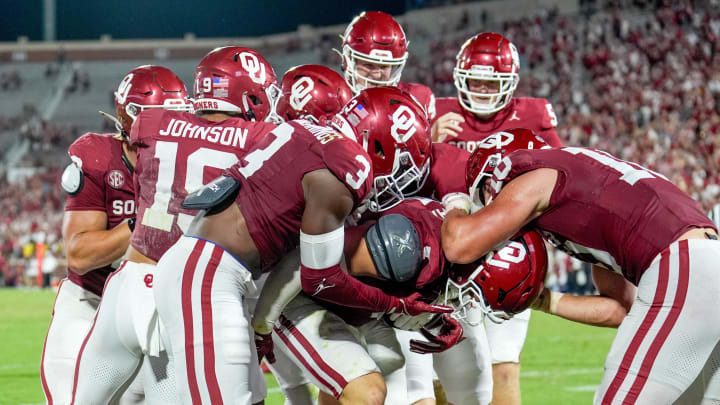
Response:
[263,83,284,124]
[343,45,407,93]
[468,152,502,207]
[369,149,429,212]
[454,66,518,116]
[444,259,513,325]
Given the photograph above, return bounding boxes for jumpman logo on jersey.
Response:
[509,111,520,121]
[312,278,336,296]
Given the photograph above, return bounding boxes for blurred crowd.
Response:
[0,169,64,287]
[1,0,719,287]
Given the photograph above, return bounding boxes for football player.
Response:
[431,32,564,405]
[151,84,447,404]
[431,32,562,150]
[70,47,281,404]
[322,87,492,405]
[442,135,720,404]
[276,64,353,126]
[260,63,354,405]
[338,11,436,120]
[41,65,192,405]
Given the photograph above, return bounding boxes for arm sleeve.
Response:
[300,263,397,312]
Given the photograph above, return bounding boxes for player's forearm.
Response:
[66,222,131,274]
[300,264,394,312]
[441,209,477,264]
[546,293,628,328]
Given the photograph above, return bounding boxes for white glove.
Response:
[442,192,472,214]
[387,311,437,331]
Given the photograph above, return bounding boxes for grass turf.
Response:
[0,288,615,405]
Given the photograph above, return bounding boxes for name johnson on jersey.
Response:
[157,118,252,148]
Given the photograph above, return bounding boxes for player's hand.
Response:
[390,292,453,317]
[442,192,472,215]
[385,311,438,331]
[254,331,276,364]
[431,112,465,142]
[409,314,464,354]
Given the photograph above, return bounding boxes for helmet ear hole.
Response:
[374,140,385,159]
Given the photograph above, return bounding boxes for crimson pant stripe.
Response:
[623,241,690,403]
[601,249,670,404]
[274,315,348,397]
[40,279,66,404]
[201,245,225,404]
[274,325,339,397]
[181,239,206,405]
[70,263,127,404]
[281,315,349,389]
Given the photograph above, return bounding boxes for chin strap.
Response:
[98,110,128,140]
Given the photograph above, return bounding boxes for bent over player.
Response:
[154,98,448,403]
[442,141,720,404]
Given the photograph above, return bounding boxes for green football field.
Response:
[0,288,616,405]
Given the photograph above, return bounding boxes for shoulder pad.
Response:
[364,214,422,282]
[182,176,241,215]
[61,162,84,196]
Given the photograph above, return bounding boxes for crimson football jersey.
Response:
[398,81,436,121]
[489,147,717,284]
[225,119,373,270]
[433,96,562,151]
[323,197,449,326]
[129,109,276,262]
[420,143,470,199]
[64,133,135,296]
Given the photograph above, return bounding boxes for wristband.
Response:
[548,290,563,314]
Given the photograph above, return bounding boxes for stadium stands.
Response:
[1,0,719,287]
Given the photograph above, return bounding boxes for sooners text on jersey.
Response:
[65,133,135,296]
[433,97,562,151]
[489,147,716,284]
[129,109,276,261]
[225,119,373,270]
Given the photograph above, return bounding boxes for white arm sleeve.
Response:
[251,248,302,334]
[299,225,345,269]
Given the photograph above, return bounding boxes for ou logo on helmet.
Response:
[476,131,515,150]
[390,105,417,143]
[239,52,266,85]
[115,73,134,105]
[290,77,314,111]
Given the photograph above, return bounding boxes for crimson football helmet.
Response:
[339,11,408,93]
[466,128,551,207]
[445,229,548,324]
[106,65,192,139]
[454,32,520,116]
[276,64,353,125]
[193,46,281,123]
[333,86,431,211]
